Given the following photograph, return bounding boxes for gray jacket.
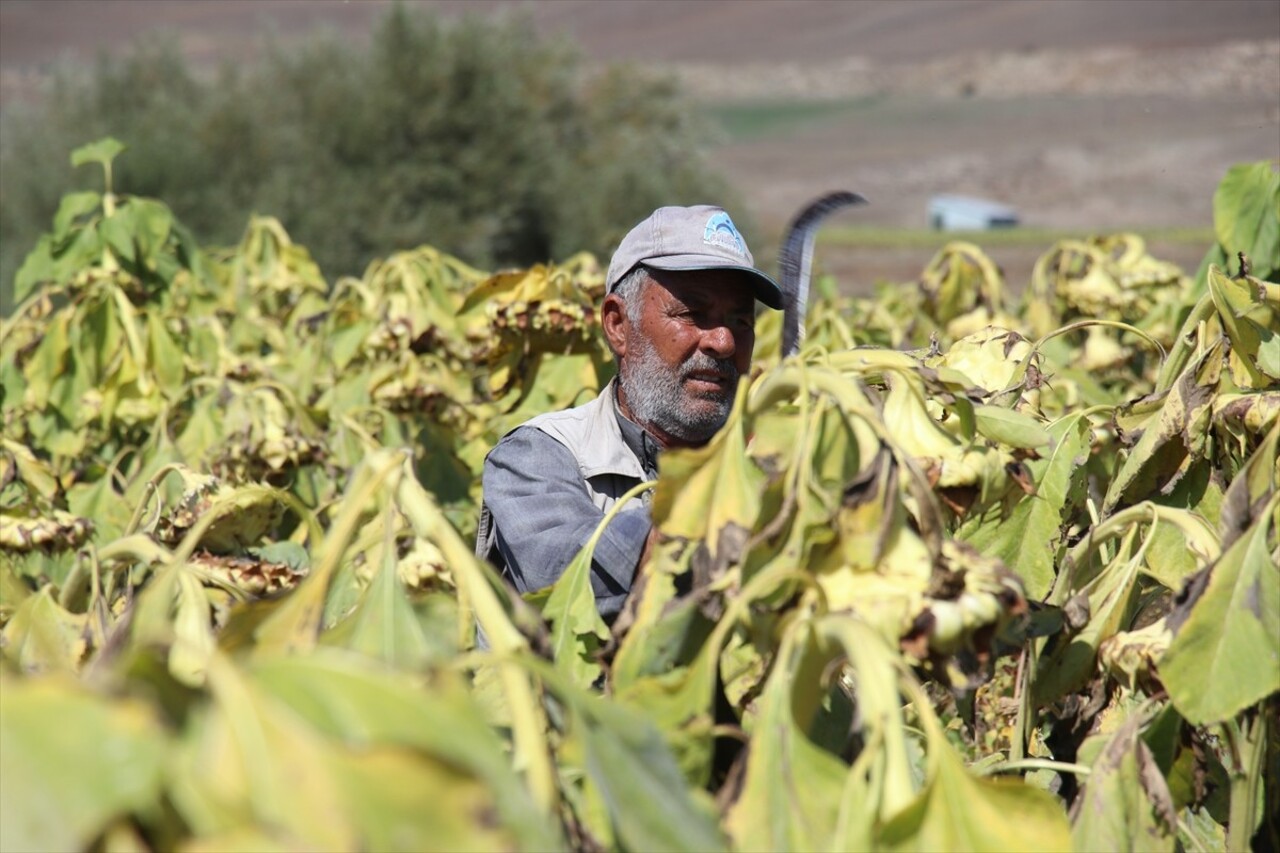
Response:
[475,380,654,619]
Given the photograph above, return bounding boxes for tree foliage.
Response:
[0,5,736,313]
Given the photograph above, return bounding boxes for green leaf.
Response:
[962,413,1091,599]
[1104,342,1222,513]
[321,520,434,669]
[543,544,611,687]
[880,731,1072,852]
[1206,264,1280,387]
[576,696,727,853]
[610,576,712,686]
[70,137,126,170]
[52,191,102,240]
[168,570,217,687]
[328,319,374,370]
[58,217,106,275]
[652,385,761,566]
[1218,421,1278,549]
[98,199,176,271]
[5,440,61,503]
[324,746,516,852]
[544,484,647,688]
[67,474,131,545]
[176,394,226,464]
[0,586,87,673]
[100,209,138,263]
[21,309,70,411]
[0,562,32,621]
[1212,161,1280,277]
[13,235,56,301]
[168,654,357,849]
[246,541,309,574]
[249,653,562,852]
[1161,493,1280,725]
[1141,463,1223,590]
[146,310,186,393]
[724,624,863,851]
[80,288,124,386]
[1035,543,1144,705]
[1071,713,1177,853]
[125,198,174,268]
[972,403,1052,449]
[613,628,722,787]
[0,676,167,853]
[1177,807,1227,852]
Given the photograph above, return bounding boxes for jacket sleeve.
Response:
[481,426,650,617]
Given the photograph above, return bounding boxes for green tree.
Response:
[0,5,739,313]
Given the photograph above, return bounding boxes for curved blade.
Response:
[779,191,867,357]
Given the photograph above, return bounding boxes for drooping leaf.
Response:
[0,586,88,673]
[1071,712,1177,853]
[1035,540,1144,705]
[880,731,1072,852]
[167,655,357,849]
[1212,161,1280,278]
[1217,420,1279,549]
[168,569,217,687]
[146,309,186,392]
[51,191,102,241]
[613,640,722,787]
[542,534,612,689]
[575,692,727,853]
[1104,342,1222,513]
[67,473,131,546]
[961,412,1091,599]
[324,745,516,852]
[1207,264,1280,388]
[543,482,648,688]
[1161,492,1280,725]
[651,384,762,569]
[248,653,562,851]
[972,403,1052,450]
[0,676,167,853]
[321,515,434,669]
[724,623,862,851]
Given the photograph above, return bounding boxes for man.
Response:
[475,205,783,620]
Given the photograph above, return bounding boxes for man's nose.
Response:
[699,322,736,358]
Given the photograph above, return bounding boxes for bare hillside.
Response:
[3,0,1275,71]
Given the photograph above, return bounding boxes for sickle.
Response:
[778,191,867,357]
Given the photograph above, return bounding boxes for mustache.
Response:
[679,353,739,382]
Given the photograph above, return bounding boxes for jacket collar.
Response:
[574,378,649,480]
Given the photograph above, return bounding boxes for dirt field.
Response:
[2,0,1276,292]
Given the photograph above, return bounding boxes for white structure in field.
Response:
[928,195,1019,231]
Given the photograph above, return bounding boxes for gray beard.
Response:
[620,341,739,444]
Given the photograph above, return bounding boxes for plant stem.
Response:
[1226,710,1267,853]
[979,758,1092,777]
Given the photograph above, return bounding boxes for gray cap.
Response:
[605,205,783,310]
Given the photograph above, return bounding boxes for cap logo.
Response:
[702,212,747,258]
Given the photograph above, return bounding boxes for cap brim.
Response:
[643,255,784,310]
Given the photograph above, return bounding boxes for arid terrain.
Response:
[2,0,1277,291]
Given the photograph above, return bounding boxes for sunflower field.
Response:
[1,140,1277,852]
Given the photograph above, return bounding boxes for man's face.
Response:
[614,269,757,446]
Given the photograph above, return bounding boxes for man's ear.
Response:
[601,293,629,359]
